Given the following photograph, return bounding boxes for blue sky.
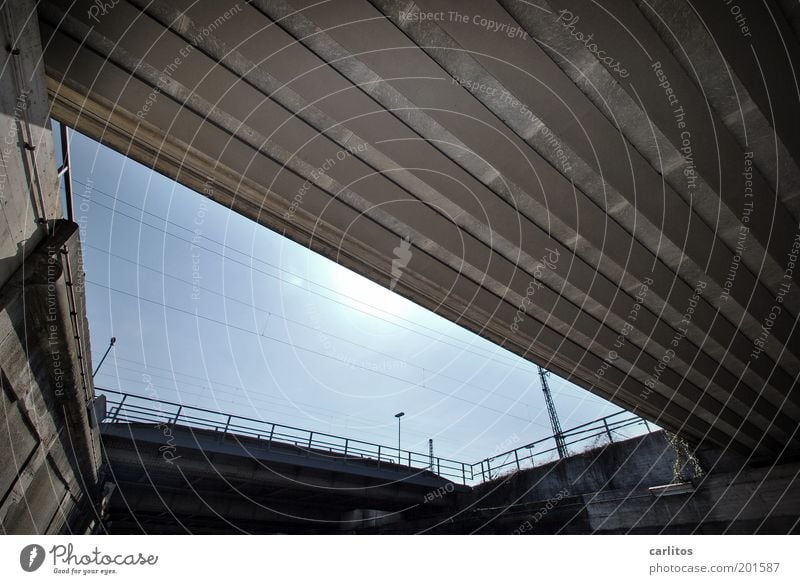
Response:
[58,122,636,463]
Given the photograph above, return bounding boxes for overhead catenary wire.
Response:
[73,179,533,371]
[87,279,539,424]
[84,243,556,408]
[76,176,614,441]
[87,273,598,407]
[92,355,514,442]
[94,369,475,448]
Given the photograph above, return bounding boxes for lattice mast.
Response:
[538,366,568,458]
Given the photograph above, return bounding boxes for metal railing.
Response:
[98,388,472,485]
[98,388,654,486]
[470,411,652,481]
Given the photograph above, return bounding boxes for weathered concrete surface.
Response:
[100,422,466,534]
[358,432,800,533]
[0,0,62,288]
[0,0,100,534]
[0,221,101,533]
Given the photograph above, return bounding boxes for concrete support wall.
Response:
[0,0,100,534]
[367,432,800,533]
[1,0,62,287]
[0,221,101,534]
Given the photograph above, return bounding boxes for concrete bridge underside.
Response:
[100,422,464,533]
[37,0,800,459]
[101,425,800,534]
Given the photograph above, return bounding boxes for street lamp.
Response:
[394,412,405,466]
[93,337,116,378]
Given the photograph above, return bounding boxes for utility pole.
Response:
[538,365,568,458]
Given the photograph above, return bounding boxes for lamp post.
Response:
[394,412,405,466]
[93,337,116,378]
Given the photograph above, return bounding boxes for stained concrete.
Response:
[0,220,102,534]
[360,432,800,534]
[0,0,100,534]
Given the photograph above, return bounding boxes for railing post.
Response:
[437,458,440,476]
[377,445,381,469]
[481,460,486,482]
[514,449,520,471]
[171,405,183,426]
[603,418,614,443]
[486,458,492,480]
[307,431,313,454]
[462,462,466,485]
[112,394,127,422]
[268,424,275,450]
[643,419,651,432]
[222,415,231,437]
[408,451,411,467]
[343,439,349,458]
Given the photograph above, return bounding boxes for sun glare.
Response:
[333,267,413,318]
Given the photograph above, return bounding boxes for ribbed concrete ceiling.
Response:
[38,0,800,459]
